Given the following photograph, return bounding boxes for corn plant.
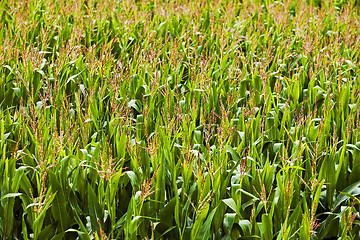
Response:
[1,0,360,239]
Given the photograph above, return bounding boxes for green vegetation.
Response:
[1,0,360,239]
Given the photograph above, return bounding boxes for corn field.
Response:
[1,0,360,239]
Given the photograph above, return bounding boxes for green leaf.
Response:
[222,198,241,216]
[239,220,252,236]
[0,192,22,200]
[261,214,273,239]
[87,184,104,234]
[159,197,176,226]
[196,207,217,240]
[334,180,360,210]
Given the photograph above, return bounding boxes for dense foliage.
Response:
[1,0,360,239]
